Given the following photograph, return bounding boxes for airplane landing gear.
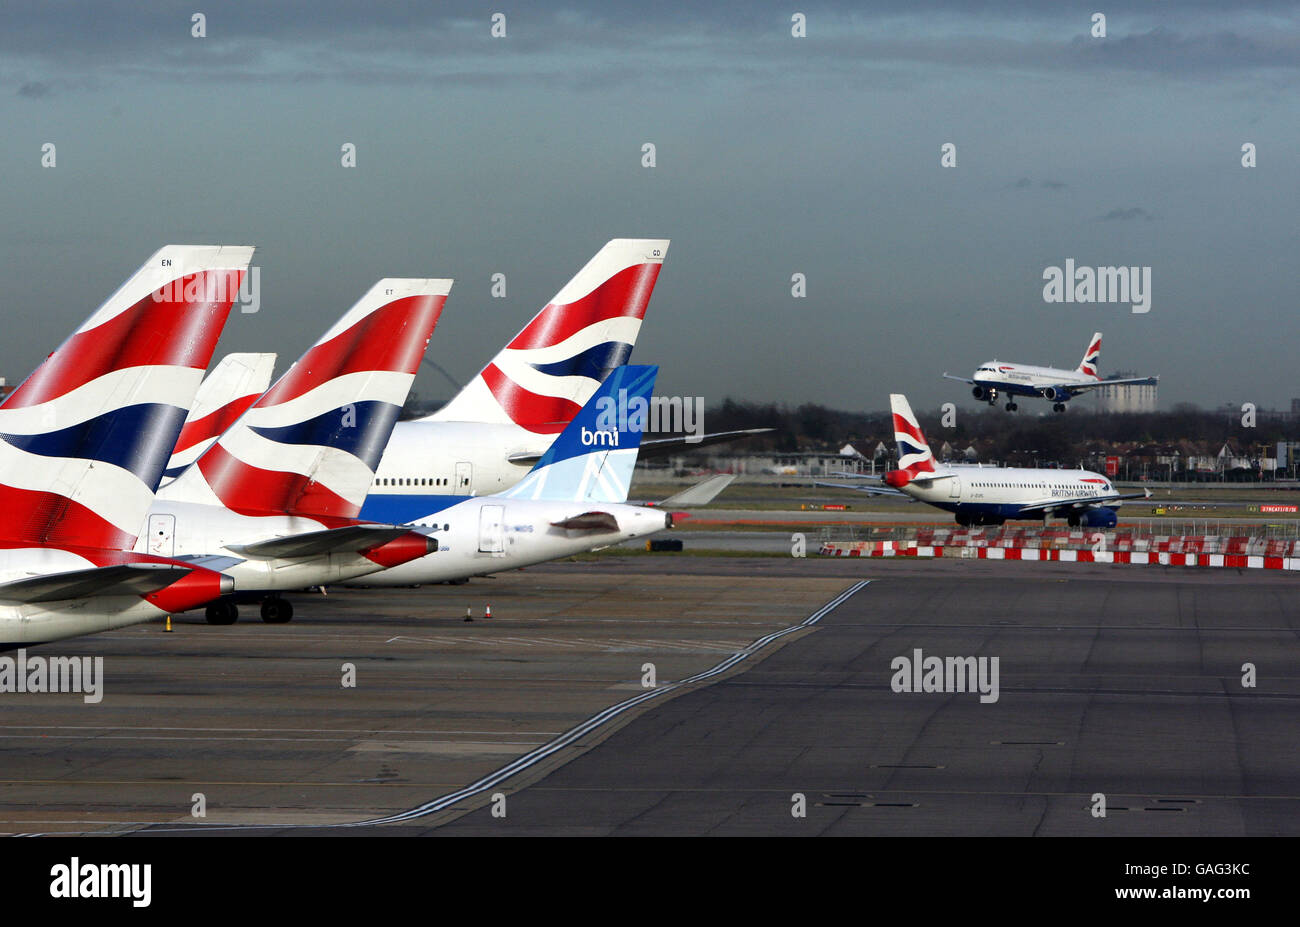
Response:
[260,597,294,624]
[1005,401,1017,411]
[1053,403,1066,413]
[205,601,238,625]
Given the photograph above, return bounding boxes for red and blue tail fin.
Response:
[1077,332,1102,379]
[889,393,937,479]
[423,239,668,433]
[162,352,276,485]
[0,245,253,549]
[161,279,451,519]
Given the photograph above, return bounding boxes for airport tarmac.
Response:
[2,556,1296,837]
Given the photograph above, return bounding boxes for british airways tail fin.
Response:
[889,393,937,479]
[0,245,253,549]
[162,352,276,485]
[1077,332,1102,378]
[161,278,451,519]
[500,364,658,504]
[423,239,668,433]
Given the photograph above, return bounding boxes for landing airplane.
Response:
[350,364,672,587]
[141,279,451,625]
[943,332,1157,412]
[817,394,1149,527]
[0,246,252,647]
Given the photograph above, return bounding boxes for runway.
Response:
[4,557,1296,837]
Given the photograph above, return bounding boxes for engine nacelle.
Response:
[1080,507,1118,529]
[1042,386,1066,402]
[971,385,986,401]
[884,469,910,488]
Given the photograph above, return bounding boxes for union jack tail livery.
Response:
[1076,332,1102,379]
[0,245,253,550]
[501,364,658,504]
[161,278,451,519]
[888,393,937,484]
[162,353,277,485]
[423,239,668,433]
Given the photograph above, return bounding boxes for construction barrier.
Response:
[818,535,1300,571]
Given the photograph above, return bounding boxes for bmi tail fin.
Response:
[1077,332,1102,379]
[162,352,277,484]
[500,364,658,504]
[0,245,253,549]
[423,239,668,433]
[161,278,451,519]
[889,393,937,479]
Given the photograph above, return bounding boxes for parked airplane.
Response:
[370,239,669,498]
[161,353,276,485]
[818,394,1149,527]
[0,245,252,647]
[142,279,451,625]
[943,332,1157,412]
[350,364,671,587]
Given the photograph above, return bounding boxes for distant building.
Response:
[1092,370,1157,413]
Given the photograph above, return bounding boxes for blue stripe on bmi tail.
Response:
[529,341,634,380]
[250,401,401,469]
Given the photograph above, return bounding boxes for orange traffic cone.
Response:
[164,616,173,633]
[484,604,492,619]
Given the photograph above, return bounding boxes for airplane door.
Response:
[948,475,961,500]
[455,461,473,493]
[147,514,176,557]
[478,504,505,554]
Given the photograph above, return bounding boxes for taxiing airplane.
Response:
[943,332,1157,412]
[350,364,672,587]
[0,246,252,647]
[141,279,451,625]
[818,394,1149,527]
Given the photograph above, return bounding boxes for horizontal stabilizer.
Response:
[231,525,438,560]
[550,511,621,532]
[638,429,774,459]
[0,562,193,604]
[658,474,736,507]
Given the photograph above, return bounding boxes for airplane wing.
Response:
[1045,376,1158,397]
[942,372,975,385]
[505,429,775,467]
[655,474,736,507]
[1016,488,1152,516]
[812,480,910,498]
[230,525,437,560]
[0,563,194,604]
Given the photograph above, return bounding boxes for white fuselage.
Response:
[131,503,410,593]
[349,495,670,586]
[900,466,1115,517]
[372,421,549,499]
[972,362,1094,400]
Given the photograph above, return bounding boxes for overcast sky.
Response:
[1,1,1297,416]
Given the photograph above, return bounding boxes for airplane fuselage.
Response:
[899,466,1119,526]
[372,421,547,499]
[351,493,670,585]
[970,362,1095,403]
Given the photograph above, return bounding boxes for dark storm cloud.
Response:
[3,1,1297,93]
